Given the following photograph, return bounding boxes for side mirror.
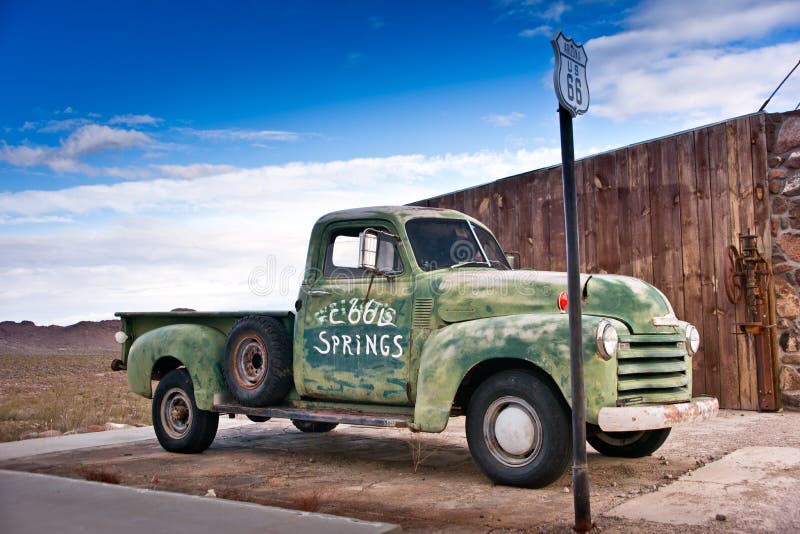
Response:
[359,229,380,272]
[359,228,400,275]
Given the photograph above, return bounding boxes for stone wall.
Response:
[767,111,800,409]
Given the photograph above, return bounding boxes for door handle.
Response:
[308,289,331,297]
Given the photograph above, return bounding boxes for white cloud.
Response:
[20,121,37,131]
[0,144,50,167]
[483,112,525,127]
[519,25,552,38]
[0,147,562,324]
[0,124,155,174]
[0,215,74,225]
[496,0,567,21]
[0,148,561,218]
[178,127,300,142]
[586,0,800,120]
[38,117,93,133]
[108,114,163,126]
[151,163,239,179]
[541,1,568,21]
[61,124,153,156]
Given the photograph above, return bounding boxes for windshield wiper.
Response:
[449,260,491,269]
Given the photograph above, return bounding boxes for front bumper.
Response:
[598,396,719,432]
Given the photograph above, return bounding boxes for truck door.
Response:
[296,221,412,405]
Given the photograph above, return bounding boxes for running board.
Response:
[213,403,412,428]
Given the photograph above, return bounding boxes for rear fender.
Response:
[412,314,619,432]
[127,324,227,410]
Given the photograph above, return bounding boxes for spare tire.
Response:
[223,315,293,407]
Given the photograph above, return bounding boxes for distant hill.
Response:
[0,319,121,356]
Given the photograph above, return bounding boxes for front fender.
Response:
[127,324,227,410]
[412,314,619,432]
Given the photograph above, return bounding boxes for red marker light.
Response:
[557,291,568,312]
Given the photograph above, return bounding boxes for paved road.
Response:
[0,420,400,533]
[0,469,400,534]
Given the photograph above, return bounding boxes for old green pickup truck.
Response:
[114,206,717,488]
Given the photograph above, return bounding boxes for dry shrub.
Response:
[407,432,434,473]
[74,466,121,484]
[292,490,323,512]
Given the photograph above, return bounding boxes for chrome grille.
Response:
[616,335,691,406]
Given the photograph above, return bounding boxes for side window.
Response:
[323,226,404,277]
[330,235,360,268]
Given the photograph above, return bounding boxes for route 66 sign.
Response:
[551,31,589,117]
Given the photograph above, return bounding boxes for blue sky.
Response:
[1,0,799,324]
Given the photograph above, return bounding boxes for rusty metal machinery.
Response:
[724,232,776,411]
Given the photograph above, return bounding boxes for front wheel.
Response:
[152,369,219,453]
[466,370,571,488]
[588,428,671,458]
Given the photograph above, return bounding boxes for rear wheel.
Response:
[292,420,338,433]
[152,369,218,453]
[588,428,671,458]
[466,370,571,488]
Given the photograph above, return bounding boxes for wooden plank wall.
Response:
[414,114,772,410]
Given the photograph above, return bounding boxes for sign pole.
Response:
[551,30,592,532]
[558,104,592,532]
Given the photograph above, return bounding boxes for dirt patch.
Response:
[3,410,799,532]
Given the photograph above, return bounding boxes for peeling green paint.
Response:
[126,323,228,410]
[411,314,620,431]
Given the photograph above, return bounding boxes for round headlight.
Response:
[685,324,700,355]
[596,320,618,360]
[114,331,129,344]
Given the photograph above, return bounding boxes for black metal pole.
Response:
[558,104,592,532]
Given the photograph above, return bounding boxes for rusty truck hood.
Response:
[427,269,677,335]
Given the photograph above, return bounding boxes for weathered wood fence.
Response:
[415,113,774,410]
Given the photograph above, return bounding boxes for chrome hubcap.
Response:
[483,396,542,467]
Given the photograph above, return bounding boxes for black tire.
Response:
[292,420,338,433]
[588,428,671,458]
[223,315,293,407]
[152,369,219,453]
[246,415,271,423]
[466,370,571,488]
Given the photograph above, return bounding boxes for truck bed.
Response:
[116,310,295,342]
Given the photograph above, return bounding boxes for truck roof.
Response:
[314,205,474,226]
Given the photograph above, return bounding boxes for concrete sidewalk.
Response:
[605,446,800,531]
[0,470,400,534]
[0,417,253,461]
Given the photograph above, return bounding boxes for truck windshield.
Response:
[405,219,511,271]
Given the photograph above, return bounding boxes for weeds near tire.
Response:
[407,432,434,473]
